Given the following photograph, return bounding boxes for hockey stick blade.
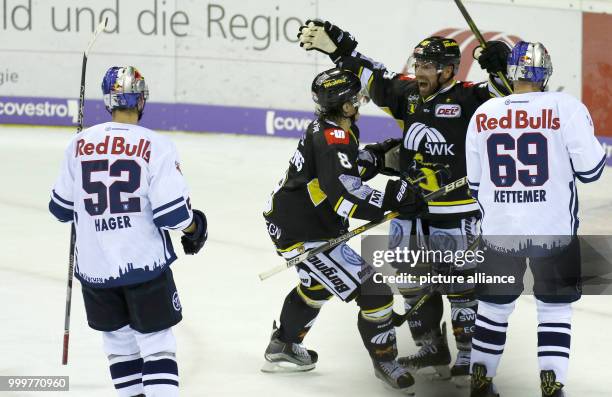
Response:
[258,176,467,281]
[453,0,513,94]
[85,18,108,58]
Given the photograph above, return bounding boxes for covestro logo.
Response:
[0,99,79,122]
[265,110,312,135]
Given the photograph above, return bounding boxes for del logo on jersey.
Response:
[435,104,462,118]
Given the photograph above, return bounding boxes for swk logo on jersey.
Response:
[435,104,462,118]
[404,122,455,156]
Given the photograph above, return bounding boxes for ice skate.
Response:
[541,370,565,397]
[373,359,416,394]
[261,321,318,373]
[398,322,452,380]
[470,363,499,397]
[450,349,471,387]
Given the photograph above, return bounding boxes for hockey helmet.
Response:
[507,41,553,88]
[311,68,362,115]
[407,37,461,74]
[102,66,149,115]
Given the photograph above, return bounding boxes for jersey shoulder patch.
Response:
[324,128,349,145]
[398,74,415,81]
[462,81,476,88]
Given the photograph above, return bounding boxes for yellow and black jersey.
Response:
[338,52,510,219]
[264,117,386,251]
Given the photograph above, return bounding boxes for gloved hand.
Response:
[181,209,207,255]
[362,138,401,176]
[297,19,357,62]
[382,179,424,217]
[405,160,451,193]
[474,40,511,75]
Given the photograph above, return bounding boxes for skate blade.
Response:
[261,360,315,373]
[374,372,415,395]
[415,365,451,381]
[451,374,470,388]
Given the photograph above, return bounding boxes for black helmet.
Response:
[311,68,361,115]
[412,36,461,71]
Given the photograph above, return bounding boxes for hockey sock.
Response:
[536,300,572,385]
[357,293,396,361]
[108,353,144,397]
[404,290,443,341]
[279,285,331,343]
[470,300,515,377]
[141,352,179,397]
[448,292,478,351]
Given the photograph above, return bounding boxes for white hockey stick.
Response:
[258,176,468,281]
[62,18,108,366]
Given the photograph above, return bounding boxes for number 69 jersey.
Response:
[466,92,605,237]
[49,122,193,288]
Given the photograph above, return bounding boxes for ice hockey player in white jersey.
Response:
[465,42,605,397]
[49,66,208,397]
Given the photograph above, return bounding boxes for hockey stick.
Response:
[62,18,108,366]
[393,236,481,326]
[258,176,468,281]
[453,0,514,94]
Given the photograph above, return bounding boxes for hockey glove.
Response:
[298,19,358,63]
[363,138,402,177]
[474,40,511,75]
[406,160,451,193]
[382,179,424,218]
[181,209,207,255]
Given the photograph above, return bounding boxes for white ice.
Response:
[1,126,611,396]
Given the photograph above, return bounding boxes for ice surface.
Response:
[1,126,610,396]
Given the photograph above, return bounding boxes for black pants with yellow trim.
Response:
[276,242,399,362]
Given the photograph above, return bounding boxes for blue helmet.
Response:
[507,41,553,88]
[101,66,149,115]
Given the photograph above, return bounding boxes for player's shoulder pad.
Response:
[324,127,350,145]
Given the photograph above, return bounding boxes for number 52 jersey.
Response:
[466,91,606,236]
[49,122,193,288]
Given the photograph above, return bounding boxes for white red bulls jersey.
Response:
[466,92,605,239]
[49,122,193,288]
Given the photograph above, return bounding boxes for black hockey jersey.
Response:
[264,118,386,251]
[338,52,509,219]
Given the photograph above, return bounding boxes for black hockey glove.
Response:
[363,138,402,177]
[382,179,424,218]
[405,160,451,193]
[297,19,358,63]
[181,209,207,255]
[356,149,379,182]
[475,40,511,75]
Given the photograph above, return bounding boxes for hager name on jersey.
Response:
[94,215,133,232]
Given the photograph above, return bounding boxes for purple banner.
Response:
[0,95,402,143]
[1,96,611,166]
